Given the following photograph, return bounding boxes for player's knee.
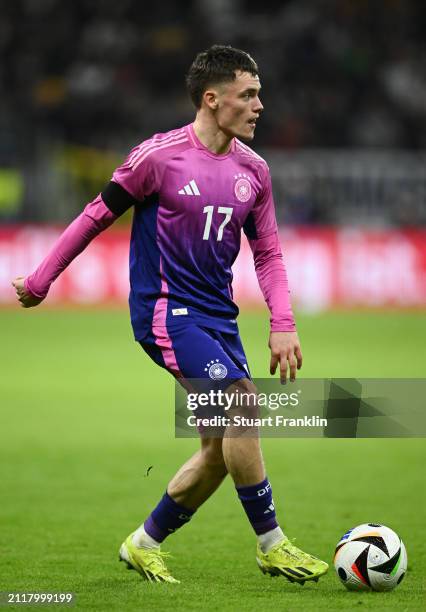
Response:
[226,378,260,420]
[201,439,227,475]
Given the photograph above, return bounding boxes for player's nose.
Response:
[253,97,264,113]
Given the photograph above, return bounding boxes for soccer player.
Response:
[12,45,328,585]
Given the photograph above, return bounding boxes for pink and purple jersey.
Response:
[25,123,296,341]
[107,123,290,340]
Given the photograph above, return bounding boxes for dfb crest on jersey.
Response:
[234,173,252,202]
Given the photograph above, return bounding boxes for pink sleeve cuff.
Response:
[24,276,44,299]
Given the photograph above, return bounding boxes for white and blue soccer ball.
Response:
[334,523,407,591]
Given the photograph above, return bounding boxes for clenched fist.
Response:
[12,277,44,308]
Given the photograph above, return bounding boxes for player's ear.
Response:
[203,88,219,111]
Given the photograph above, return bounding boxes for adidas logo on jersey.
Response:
[178,179,200,196]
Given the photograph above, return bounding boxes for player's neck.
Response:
[192,114,233,155]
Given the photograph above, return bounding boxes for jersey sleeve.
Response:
[247,231,296,332]
[25,195,117,299]
[244,163,296,331]
[243,163,277,240]
[101,144,160,216]
[24,142,162,300]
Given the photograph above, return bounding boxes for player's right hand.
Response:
[12,276,44,308]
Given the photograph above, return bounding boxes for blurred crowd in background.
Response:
[1,0,425,224]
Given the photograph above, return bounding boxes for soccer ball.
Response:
[334,523,407,591]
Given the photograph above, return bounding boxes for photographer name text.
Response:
[187,415,327,428]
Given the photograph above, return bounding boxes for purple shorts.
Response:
[140,323,250,389]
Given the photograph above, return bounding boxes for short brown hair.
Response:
[186,45,259,109]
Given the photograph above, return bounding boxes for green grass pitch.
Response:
[1,309,425,610]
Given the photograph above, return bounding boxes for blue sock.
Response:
[236,477,279,535]
[144,492,195,543]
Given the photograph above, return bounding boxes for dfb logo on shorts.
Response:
[205,359,228,380]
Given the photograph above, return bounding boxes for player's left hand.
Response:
[269,331,303,383]
[12,276,44,308]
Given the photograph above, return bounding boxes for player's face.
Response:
[215,71,263,141]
